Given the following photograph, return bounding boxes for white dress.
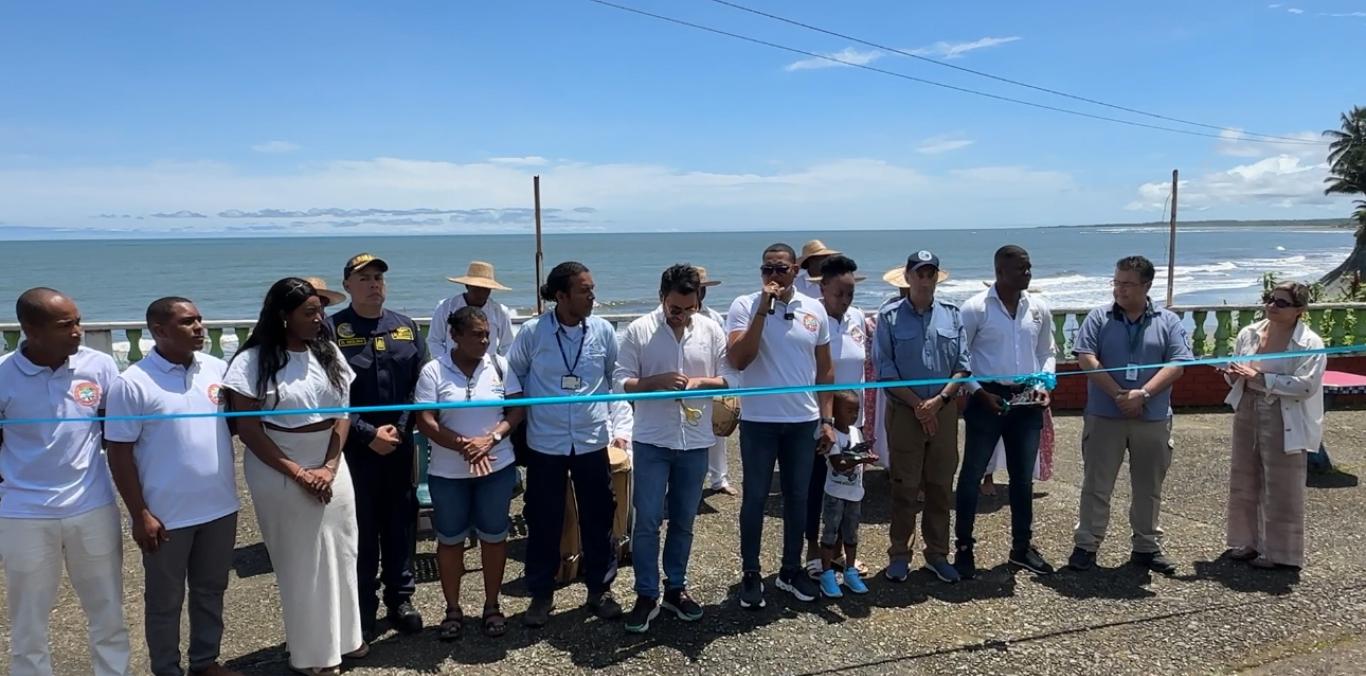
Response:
[223,345,363,670]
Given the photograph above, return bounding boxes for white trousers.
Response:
[705,436,729,489]
[0,503,131,676]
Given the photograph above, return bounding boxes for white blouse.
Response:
[1224,319,1325,454]
[223,344,356,428]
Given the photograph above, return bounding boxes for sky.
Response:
[1,0,1363,239]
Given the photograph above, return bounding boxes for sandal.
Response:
[482,604,508,638]
[439,607,464,642]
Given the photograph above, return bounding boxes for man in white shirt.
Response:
[726,243,836,608]
[793,239,839,299]
[695,266,736,495]
[428,261,516,358]
[106,297,240,676]
[955,245,1058,579]
[0,287,131,676]
[617,265,733,634]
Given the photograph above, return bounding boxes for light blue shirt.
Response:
[507,311,618,455]
[875,298,971,400]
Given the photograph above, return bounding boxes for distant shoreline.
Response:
[1044,218,1351,230]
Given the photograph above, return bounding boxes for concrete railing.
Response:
[3,305,1365,366]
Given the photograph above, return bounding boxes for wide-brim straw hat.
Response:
[694,265,722,287]
[304,277,348,306]
[796,239,840,267]
[447,261,511,291]
[882,265,949,289]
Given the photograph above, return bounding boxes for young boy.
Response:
[820,390,878,598]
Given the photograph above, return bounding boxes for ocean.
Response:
[0,224,1354,323]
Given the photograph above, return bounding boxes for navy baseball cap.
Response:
[906,250,940,272]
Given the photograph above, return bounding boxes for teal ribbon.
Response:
[0,342,1356,427]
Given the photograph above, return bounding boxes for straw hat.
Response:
[882,265,949,289]
[694,265,722,287]
[304,276,347,307]
[796,239,840,267]
[447,261,511,291]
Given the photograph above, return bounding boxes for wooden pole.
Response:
[534,176,544,315]
[1166,169,1178,307]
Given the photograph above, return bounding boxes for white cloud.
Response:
[916,134,975,155]
[251,140,300,154]
[909,36,1021,60]
[1268,3,1282,8]
[1215,129,1324,160]
[1287,7,1304,14]
[1126,155,1339,212]
[784,47,882,72]
[488,156,549,166]
[1321,11,1366,17]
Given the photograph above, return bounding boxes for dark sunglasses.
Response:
[1264,297,1302,309]
[760,264,792,275]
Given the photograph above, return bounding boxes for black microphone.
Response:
[766,293,777,315]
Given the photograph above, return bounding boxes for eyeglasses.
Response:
[1264,297,1302,309]
[666,304,697,317]
[760,265,792,276]
[1110,280,1144,289]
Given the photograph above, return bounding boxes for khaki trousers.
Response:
[1073,415,1173,554]
[885,399,959,563]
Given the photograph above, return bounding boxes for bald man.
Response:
[0,288,131,675]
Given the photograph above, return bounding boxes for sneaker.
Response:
[1068,547,1097,572]
[1131,551,1178,576]
[843,568,869,595]
[1009,545,1056,575]
[805,558,823,580]
[586,591,623,620]
[623,595,660,634]
[522,597,554,628]
[738,571,765,610]
[819,569,843,598]
[954,546,977,581]
[885,558,910,583]
[662,588,704,622]
[776,568,818,602]
[387,601,423,635]
[925,558,961,583]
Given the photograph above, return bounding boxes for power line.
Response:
[586,0,1325,147]
[705,0,1322,146]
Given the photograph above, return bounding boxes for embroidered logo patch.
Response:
[391,326,414,341]
[335,323,355,339]
[206,384,222,405]
[72,381,101,407]
[801,313,820,333]
[917,250,933,261]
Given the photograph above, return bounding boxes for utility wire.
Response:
[586,0,1323,147]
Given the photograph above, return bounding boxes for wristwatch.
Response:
[491,429,506,443]
[820,417,835,426]
[938,392,953,404]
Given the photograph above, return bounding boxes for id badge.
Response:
[1124,363,1139,381]
[561,375,582,391]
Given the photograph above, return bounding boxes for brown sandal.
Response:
[439,608,464,642]
[482,604,508,638]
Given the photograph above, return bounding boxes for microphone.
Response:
[766,293,777,315]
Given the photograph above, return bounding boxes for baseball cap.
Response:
[343,253,389,279]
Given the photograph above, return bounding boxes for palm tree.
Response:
[1318,106,1366,288]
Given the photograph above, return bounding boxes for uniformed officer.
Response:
[328,253,428,640]
[874,251,971,585]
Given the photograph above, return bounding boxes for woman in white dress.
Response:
[223,277,364,676]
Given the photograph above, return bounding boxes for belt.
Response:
[980,382,1028,395]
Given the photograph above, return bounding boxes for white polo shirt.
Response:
[725,291,831,423]
[961,286,1057,392]
[104,349,240,530]
[222,345,355,427]
[0,345,119,519]
[615,307,733,451]
[428,295,516,359]
[415,352,522,479]
[829,306,868,425]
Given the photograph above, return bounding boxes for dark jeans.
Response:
[805,455,827,546]
[346,442,418,618]
[632,442,709,598]
[955,395,1044,551]
[739,420,818,574]
[523,447,618,599]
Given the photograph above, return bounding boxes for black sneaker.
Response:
[587,590,623,620]
[1009,545,1056,575]
[1131,551,1178,576]
[387,601,423,634]
[775,568,818,602]
[623,595,659,634]
[953,546,977,581]
[662,588,704,622]
[522,597,554,628]
[1068,547,1097,572]
[738,572,765,609]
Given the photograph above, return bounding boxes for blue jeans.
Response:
[631,442,709,598]
[955,395,1044,551]
[739,420,819,574]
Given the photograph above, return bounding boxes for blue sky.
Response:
[1,0,1362,238]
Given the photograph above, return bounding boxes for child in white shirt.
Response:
[819,390,878,597]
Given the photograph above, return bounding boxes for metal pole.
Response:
[1166,169,1178,307]
[534,176,544,315]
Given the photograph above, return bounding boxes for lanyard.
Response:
[553,322,587,376]
[1122,311,1151,362]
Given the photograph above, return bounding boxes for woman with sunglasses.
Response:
[415,306,525,639]
[1222,281,1325,570]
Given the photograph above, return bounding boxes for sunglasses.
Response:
[760,264,792,275]
[1264,297,1302,309]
